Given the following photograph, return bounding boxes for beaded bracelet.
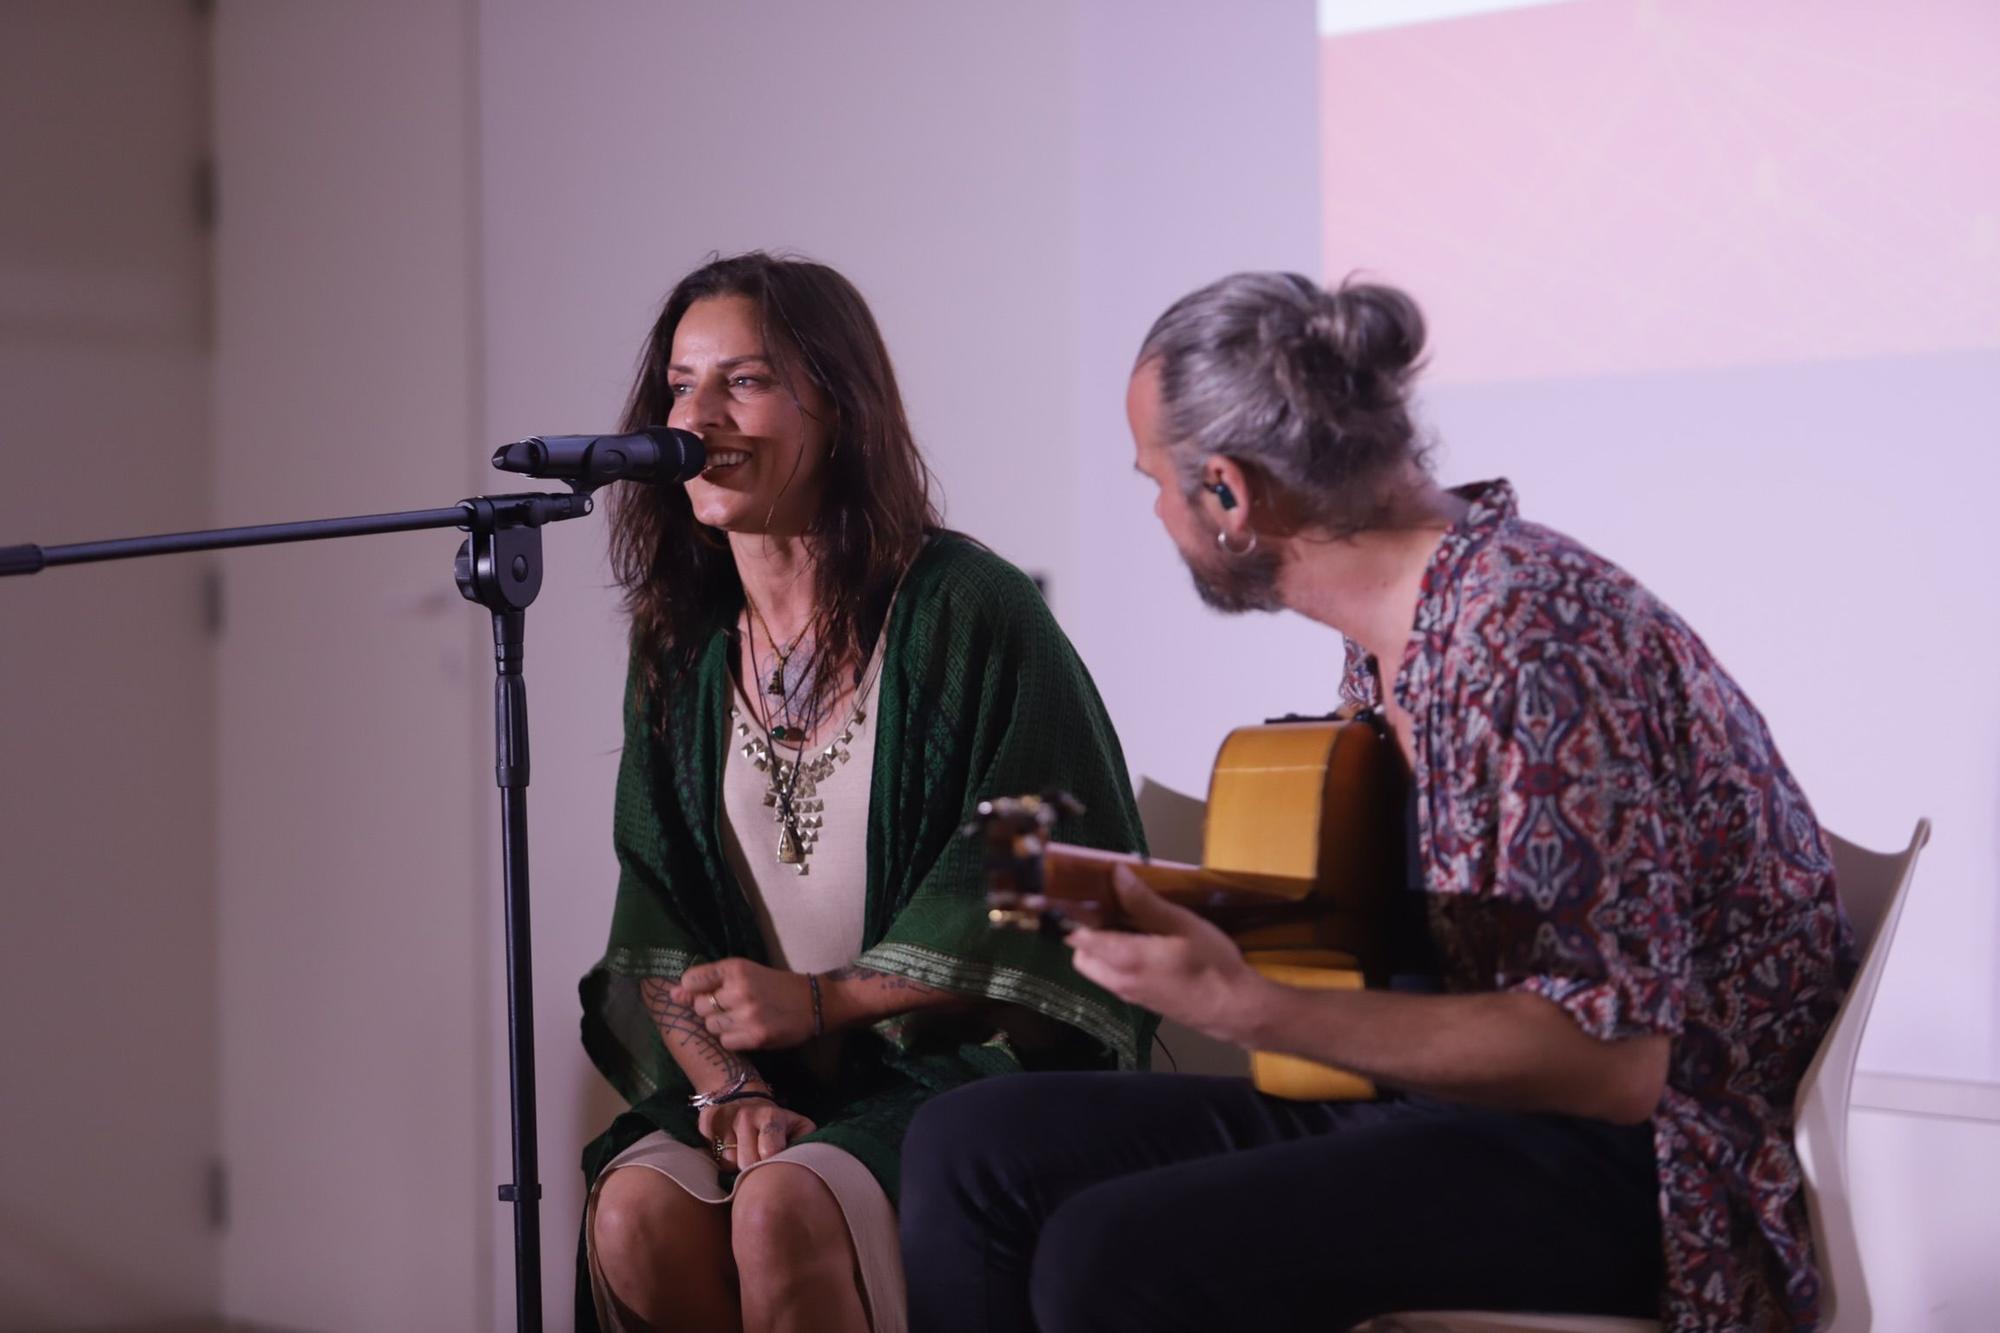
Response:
[705,1085,776,1108]
[808,972,825,1037]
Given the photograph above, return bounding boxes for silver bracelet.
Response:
[688,1066,750,1109]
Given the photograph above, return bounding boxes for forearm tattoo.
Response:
[639,976,755,1085]
[822,964,950,997]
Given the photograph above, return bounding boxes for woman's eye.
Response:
[668,383,692,396]
[731,375,768,390]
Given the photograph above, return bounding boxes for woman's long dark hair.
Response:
[607,252,941,704]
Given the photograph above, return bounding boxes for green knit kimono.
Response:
[577,535,1152,1237]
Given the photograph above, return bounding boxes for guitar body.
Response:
[1195,716,1404,970]
[974,714,1408,1100]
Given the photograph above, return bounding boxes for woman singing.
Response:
[577,253,1150,1333]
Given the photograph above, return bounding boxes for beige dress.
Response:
[586,653,904,1332]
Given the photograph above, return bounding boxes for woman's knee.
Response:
[730,1164,851,1283]
[593,1166,710,1276]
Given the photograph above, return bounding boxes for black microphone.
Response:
[491,428,706,491]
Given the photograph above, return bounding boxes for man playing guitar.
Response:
[898,273,1853,1332]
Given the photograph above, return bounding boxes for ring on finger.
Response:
[709,994,727,1015]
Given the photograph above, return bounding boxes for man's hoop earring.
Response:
[1217,529,1258,556]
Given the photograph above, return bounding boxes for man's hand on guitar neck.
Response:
[1070,868,1670,1127]
[1067,866,1259,1040]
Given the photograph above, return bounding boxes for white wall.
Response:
[0,3,218,1327]
[1068,0,1327,811]
[1850,1102,2000,1331]
[212,2,488,1328]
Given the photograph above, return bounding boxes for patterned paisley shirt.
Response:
[1341,480,1855,1332]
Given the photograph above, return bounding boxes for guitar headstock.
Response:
[963,791,1090,935]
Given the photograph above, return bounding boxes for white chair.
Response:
[1363,819,1930,1333]
[1136,778,1255,1077]
[1135,776,1208,864]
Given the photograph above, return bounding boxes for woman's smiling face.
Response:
[666,293,833,536]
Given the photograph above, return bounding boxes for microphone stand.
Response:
[2,486,596,1333]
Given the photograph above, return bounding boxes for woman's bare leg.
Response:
[730,1163,870,1333]
[592,1166,740,1332]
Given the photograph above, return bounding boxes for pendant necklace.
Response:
[743,594,815,739]
[733,613,876,874]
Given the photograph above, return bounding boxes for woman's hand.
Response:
[673,958,816,1050]
[699,1095,817,1170]
[1067,866,1273,1048]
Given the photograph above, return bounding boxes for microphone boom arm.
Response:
[0,481,601,1332]
[0,491,592,578]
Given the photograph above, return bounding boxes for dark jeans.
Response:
[899,1072,1662,1333]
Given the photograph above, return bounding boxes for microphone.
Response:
[491,428,706,491]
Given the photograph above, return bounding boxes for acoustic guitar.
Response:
[968,714,1407,1099]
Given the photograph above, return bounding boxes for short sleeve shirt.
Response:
[1343,480,1856,1332]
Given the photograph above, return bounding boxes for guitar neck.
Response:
[1038,843,1320,932]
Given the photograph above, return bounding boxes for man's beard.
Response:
[1186,537,1284,614]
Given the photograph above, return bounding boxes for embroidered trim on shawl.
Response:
[856,940,1140,1070]
[600,944,705,980]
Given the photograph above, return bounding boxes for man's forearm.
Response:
[639,976,767,1095]
[1222,980,1669,1124]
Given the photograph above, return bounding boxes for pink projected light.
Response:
[1320,0,2000,383]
